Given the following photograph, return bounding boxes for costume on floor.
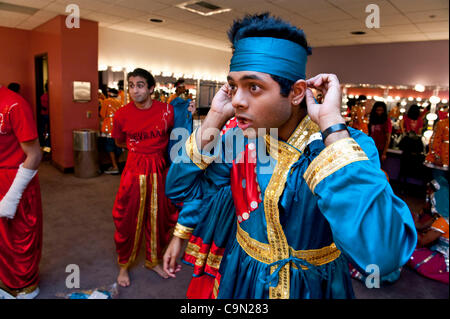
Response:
[0,87,42,298]
[111,100,192,269]
[408,176,449,284]
[167,117,417,299]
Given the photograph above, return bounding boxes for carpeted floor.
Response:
[34,161,448,299]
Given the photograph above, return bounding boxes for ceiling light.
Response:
[414,84,425,92]
[430,96,441,104]
[177,1,231,16]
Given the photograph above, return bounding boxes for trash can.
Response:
[73,129,100,178]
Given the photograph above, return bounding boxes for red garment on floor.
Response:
[408,248,448,284]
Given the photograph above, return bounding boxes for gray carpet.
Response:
[33,161,448,299]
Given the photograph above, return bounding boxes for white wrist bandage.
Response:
[0,163,37,219]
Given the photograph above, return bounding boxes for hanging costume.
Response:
[0,87,42,298]
[165,36,417,299]
[111,100,192,269]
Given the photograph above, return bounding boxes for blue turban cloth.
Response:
[229,37,310,81]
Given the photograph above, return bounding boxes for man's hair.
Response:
[7,82,20,93]
[174,78,185,88]
[228,13,310,104]
[127,68,155,88]
[407,104,421,120]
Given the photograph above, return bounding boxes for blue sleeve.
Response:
[166,129,232,230]
[310,128,417,276]
[168,97,193,165]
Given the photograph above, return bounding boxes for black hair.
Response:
[407,104,421,120]
[108,88,119,96]
[174,78,185,87]
[347,98,357,110]
[118,80,124,90]
[228,13,310,105]
[369,101,388,127]
[357,95,367,102]
[127,68,155,88]
[7,82,20,93]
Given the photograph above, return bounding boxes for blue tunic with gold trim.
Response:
[166,116,417,299]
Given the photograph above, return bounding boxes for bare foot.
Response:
[117,267,130,287]
[151,264,169,279]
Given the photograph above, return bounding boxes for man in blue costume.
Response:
[163,13,417,299]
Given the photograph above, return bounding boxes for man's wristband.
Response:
[321,123,348,142]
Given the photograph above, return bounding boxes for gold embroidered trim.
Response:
[303,138,369,194]
[264,135,300,299]
[150,173,158,265]
[185,130,216,170]
[237,222,271,264]
[173,223,194,239]
[206,253,223,270]
[237,222,341,269]
[185,241,207,267]
[287,115,320,152]
[212,277,219,299]
[185,241,223,269]
[118,174,147,269]
[144,259,159,269]
[290,243,341,269]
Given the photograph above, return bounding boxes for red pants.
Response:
[0,169,42,291]
[112,152,178,269]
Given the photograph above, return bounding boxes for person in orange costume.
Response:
[100,88,122,174]
[0,86,43,299]
[349,95,368,134]
[425,117,449,168]
[167,78,186,105]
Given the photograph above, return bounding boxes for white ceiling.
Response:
[0,0,448,51]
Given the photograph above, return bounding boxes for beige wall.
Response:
[98,27,231,82]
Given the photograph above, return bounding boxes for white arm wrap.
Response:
[0,163,37,219]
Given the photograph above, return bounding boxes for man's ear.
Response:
[291,79,307,106]
[150,85,155,95]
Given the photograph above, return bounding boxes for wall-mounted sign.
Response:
[73,81,91,102]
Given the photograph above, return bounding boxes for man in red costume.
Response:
[112,68,194,287]
[0,86,43,299]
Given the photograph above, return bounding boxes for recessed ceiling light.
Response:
[176,1,231,16]
[149,18,164,23]
[350,31,366,35]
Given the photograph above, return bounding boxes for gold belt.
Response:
[236,222,341,270]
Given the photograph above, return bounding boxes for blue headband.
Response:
[229,37,309,82]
